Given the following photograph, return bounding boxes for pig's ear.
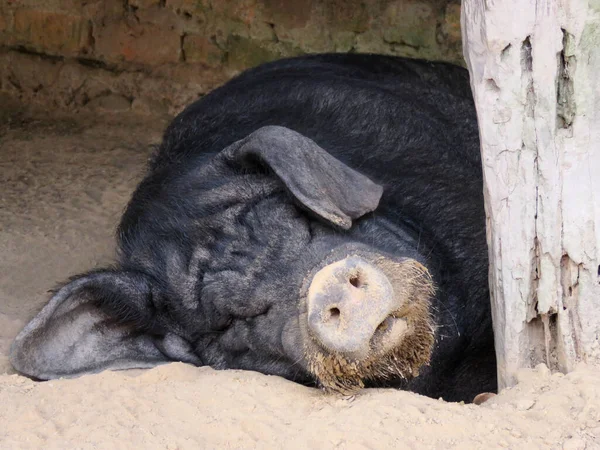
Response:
[10,270,200,380]
[223,126,383,229]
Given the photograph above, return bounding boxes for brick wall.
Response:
[0,0,463,115]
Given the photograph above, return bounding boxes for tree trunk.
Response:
[461,0,600,389]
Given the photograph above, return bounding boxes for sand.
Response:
[1,104,599,449]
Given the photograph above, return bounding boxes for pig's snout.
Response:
[307,256,408,361]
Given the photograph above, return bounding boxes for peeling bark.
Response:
[462,0,600,389]
[557,29,577,129]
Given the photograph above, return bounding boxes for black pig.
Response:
[10,54,496,402]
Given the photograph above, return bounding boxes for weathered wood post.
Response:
[461,0,600,389]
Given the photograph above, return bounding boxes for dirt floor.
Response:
[1,102,599,449]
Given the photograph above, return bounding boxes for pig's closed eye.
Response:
[230,250,247,259]
[196,317,233,340]
[221,317,234,328]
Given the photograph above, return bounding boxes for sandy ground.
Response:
[1,103,599,449]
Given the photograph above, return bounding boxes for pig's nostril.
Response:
[349,274,361,288]
[327,307,341,322]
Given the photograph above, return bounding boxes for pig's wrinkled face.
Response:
[9,126,436,393]
[162,127,437,393]
[194,198,437,393]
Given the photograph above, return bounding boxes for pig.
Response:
[10,53,496,402]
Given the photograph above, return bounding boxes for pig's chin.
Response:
[306,307,435,395]
[301,256,436,395]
